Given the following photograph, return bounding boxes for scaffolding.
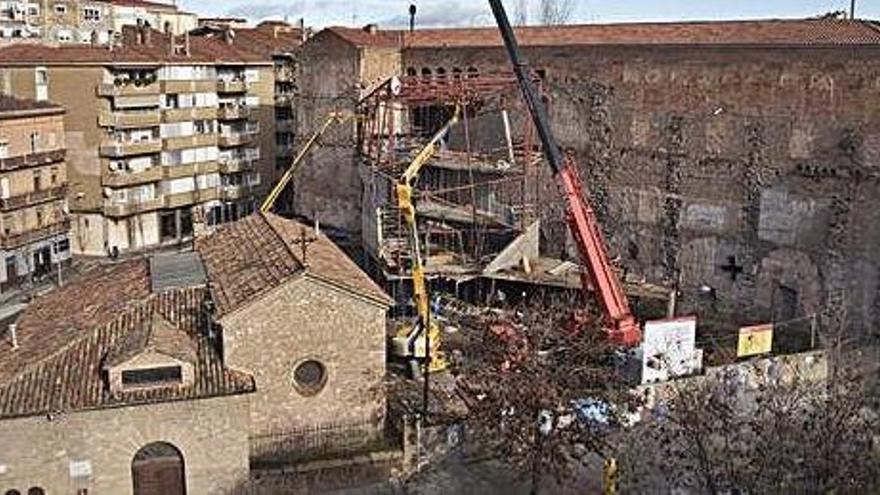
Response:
[358,74,547,291]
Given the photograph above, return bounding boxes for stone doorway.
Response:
[132,442,186,495]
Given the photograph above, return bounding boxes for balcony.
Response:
[103,198,164,218]
[217,106,251,120]
[163,188,220,209]
[162,134,218,151]
[104,167,163,187]
[220,183,259,201]
[0,149,65,172]
[160,79,216,94]
[98,110,161,128]
[277,144,296,157]
[218,133,254,148]
[0,185,68,212]
[0,219,71,250]
[162,161,220,180]
[218,157,256,174]
[274,69,296,83]
[276,119,295,133]
[275,94,293,107]
[161,106,218,123]
[97,82,159,97]
[217,79,248,93]
[99,140,162,158]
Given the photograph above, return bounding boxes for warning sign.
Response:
[737,324,773,358]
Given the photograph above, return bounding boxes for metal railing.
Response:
[0,149,65,172]
[249,418,401,467]
[0,185,68,211]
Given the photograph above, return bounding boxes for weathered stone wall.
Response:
[0,394,250,494]
[294,33,365,235]
[220,276,387,438]
[401,45,880,341]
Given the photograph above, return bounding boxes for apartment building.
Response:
[0,25,276,256]
[192,21,302,214]
[0,95,70,292]
[0,0,195,44]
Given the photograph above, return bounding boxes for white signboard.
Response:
[69,460,92,478]
[640,316,702,384]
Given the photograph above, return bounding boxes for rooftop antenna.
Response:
[409,4,417,32]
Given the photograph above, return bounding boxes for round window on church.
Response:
[292,359,327,396]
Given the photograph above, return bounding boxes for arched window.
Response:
[27,488,45,495]
[435,67,446,79]
[466,67,479,79]
[132,442,186,495]
[452,67,463,79]
[406,67,417,77]
[5,490,21,495]
[421,67,432,78]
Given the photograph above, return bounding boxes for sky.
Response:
[177,0,879,28]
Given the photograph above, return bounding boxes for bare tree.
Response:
[539,0,575,25]
[514,0,529,26]
[615,365,880,493]
[454,299,635,494]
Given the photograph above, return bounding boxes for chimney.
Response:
[8,323,17,350]
[299,18,306,44]
[223,28,234,45]
[363,23,378,35]
[409,4,417,33]
[142,26,152,45]
[184,31,190,56]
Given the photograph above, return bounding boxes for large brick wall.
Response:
[0,394,250,494]
[398,44,880,341]
[220,275,387,437]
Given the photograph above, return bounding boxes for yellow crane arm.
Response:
[260,111,352,214]
[396,106,461,325]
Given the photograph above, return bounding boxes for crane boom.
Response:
[261,112,352,214]
[392,106,461,372]
[488,0,640,346]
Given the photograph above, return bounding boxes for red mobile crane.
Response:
[488,0,641,347]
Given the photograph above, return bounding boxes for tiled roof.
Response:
[263,214,392,306]
[0,95,64,116]
[0,260,152,385]
[0,287,254,419]
[102,0,179,11]
[197,213,391,317]
[405,19,880,47]
[324,26,403,48]
[321,19,880,49]
[0,27,270,65]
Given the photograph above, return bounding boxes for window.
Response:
[33,170,42,191]
[55,238,70,253]
[5,490,22,495]
[35,206,44,227]
[82,7,101,22]
[30,132,40,152]
[121,366,182,387]
[35,68,48,85]
[57,30,72,42]
[292,359,327,396]
[27,4,38,16]
[27,488,45,495]
[50,167,58,185]
[159,211,177,241]
[54,3,67,15]
[0,141,8,159]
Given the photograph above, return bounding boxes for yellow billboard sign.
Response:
[737,324,773,358]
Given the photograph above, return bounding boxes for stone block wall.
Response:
[401,44,880,342]
[220,276,387,438]
[0,394,250,494]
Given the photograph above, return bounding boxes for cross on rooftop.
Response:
[295,227,318,266]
